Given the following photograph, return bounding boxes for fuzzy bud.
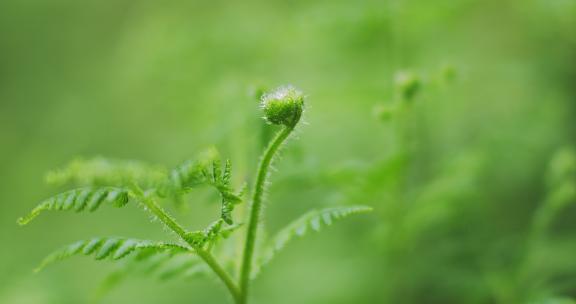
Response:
[260,86,305,128]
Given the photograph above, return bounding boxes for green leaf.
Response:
[156,255,208,281]
[95,248,208,300]
[259,205,372,272]
[184,219,243,251]
[184,219,224,248]
[18,187,131,225]
[220,222,244,239]
[167,159,208,192]
[165,149,243,224]
[34,237,188,272]
[128,249,208,280]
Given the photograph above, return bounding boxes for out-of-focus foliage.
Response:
[1,0,575,303]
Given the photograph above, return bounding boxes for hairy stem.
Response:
[239,126,294,303]
[139,195,241,302]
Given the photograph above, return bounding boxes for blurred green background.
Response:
[1,0,575,303]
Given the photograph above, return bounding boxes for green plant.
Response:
[18,85,372,303]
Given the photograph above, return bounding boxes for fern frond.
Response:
[259,205,372,270]
[185,219,242,250]
[131,249,179,274]
[220,222,244,239]
[18,187,131,225]
[95,248,208,299]
[127,249,208,280]
[35,237,188,272]
[156,255,208,281]
[203,219,225,244]
[167,159,208,192]
[165,150,243,224]
[107,249,207,281]
[46,157,167,189]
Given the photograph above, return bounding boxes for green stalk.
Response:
[239,126,293,303]
[139,195,241,303]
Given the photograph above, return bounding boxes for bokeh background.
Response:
[1,0,576,303]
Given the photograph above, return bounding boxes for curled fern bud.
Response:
[260,86,304,128]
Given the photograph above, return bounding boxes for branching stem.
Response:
[139,195,241,303]
[239,126,294,303]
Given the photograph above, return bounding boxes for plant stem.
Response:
[239,126,293,303]
[196,250,241,303]
[139,195,241,303]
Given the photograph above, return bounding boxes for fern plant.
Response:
[18,85,372,303]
